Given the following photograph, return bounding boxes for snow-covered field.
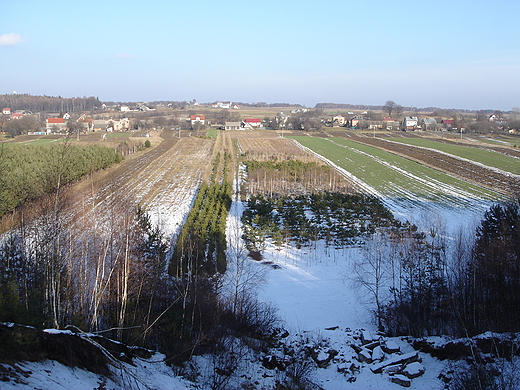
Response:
[218,193,487,389]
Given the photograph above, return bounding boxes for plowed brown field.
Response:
[333,132,520,196]
[28,131,216,238]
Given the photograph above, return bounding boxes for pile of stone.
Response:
[346,329,426,387]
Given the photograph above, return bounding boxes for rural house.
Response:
[224,121,241,131]
[46,118,67,133]
[275,112,289,129]
[441,119,453,129]
[332,115,346,126]
[93,119,108,131]
[403,116,418,131]
[212,101,232,109]
[190,114,205,127]
[78,117,94,131]
[383,117,399,130]
[242,118,262,129]
[106,118,130,132]
[2,108,10,115]
[422,118,437,131]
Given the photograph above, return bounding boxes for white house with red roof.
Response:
[2,108,10,115]
[46,118,67,133]
[190,114,205,127]
[242,118,262,129]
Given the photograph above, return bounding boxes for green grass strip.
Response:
[384,137,520,175]
[290,135,501,203]
[207,127,219,138]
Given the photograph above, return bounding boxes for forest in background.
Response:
[0,94,102,113]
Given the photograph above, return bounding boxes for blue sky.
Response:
[1,0,519,110]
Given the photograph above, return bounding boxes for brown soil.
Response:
[334,132,520,196]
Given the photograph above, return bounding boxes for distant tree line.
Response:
[1,116,42,136]
[315,102,497,114]
[0,94,102,113]
[0,142,123,218]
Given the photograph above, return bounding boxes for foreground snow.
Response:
[1,353,193,390]
[239,222,447,389]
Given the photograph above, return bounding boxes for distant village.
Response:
[1,98,519,136]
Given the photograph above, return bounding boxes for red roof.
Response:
[245,118,261,123]
[190,115,205,120]
[47,118,65,123]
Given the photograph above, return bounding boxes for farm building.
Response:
[422,118,437,131]
[46,118,67,133]
[190,115,205,127]
[384,117,399,130]
[332,115,346,126]
[242,118,262,129]
[403,116,418,131]
[224,121,241,130]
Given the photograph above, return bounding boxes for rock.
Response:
[262,355,278,370]
[413,337,473,360]
[383,364,403,375]
[474,332,519,359]
[349,362,361,373]
[402,361,425,379]
[312,349,338,368]
[337,363,349,373]
[361,330,376,345]
[371,345,384,362]
[391,374,411,387]
[315,351,330,368]
[371,352,420,374]
[363,340,382,350]
[382,340,400,354]
[325,326,339,331]
[358,348,372,364]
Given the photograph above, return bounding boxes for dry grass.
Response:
[230,131,321,163]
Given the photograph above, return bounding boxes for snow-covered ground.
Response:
[221,196,487,389]
[2,150,497,389]
[1,352,194,390]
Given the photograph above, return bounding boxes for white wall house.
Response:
[403,116,418,130]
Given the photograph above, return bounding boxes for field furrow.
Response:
[290,135,503,212]
[334,133,520,196]
[67,132,215,238]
